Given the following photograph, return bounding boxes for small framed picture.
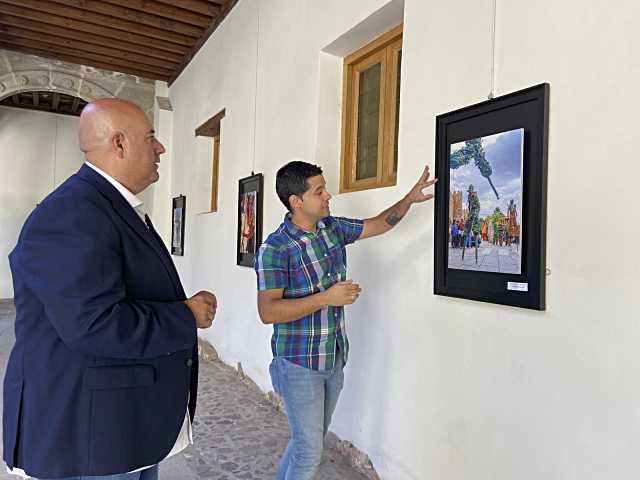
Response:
[237,173,264,267]
[171,195,186,256]
[434,83,549,310]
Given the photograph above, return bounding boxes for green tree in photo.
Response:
[450,138,500,199]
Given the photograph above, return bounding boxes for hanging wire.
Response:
[251,2,261,174]
[488,0,497,100]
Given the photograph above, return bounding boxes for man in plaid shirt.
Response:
[255,161,436,479]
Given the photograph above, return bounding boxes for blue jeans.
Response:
[38,465,158,480]
[270,354,345,480]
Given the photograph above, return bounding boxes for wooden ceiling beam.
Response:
[101,0,216,28]
[154,0,220,17]
[169,0,239,85]
[1,35,174,77]
[0,43,170,81]
[0,0,198,46]
[0,3,192,55]
[0,14,184,63]
[47,0,204,37]
[0,25,179,71]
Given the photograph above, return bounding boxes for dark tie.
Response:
[145,214,169,254]
[144,214,154,231]
[144,214,184,297]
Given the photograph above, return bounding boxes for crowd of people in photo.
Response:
[449,217,519,249]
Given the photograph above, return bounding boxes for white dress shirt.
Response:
[6,162,192,479]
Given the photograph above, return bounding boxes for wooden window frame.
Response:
[340,24,403,193]
[210,135,220,212]
[195,108,225,213]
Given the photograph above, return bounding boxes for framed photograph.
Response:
[434,84,549,310]
[237,173,264,267]
[171,195,186,256]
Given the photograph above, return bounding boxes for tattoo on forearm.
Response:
[385,212,403,226]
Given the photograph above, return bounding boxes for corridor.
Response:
[0,300,371,480]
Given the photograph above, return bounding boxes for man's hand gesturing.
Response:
[184,291,217,329]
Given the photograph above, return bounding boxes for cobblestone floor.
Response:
[0,300,370,480]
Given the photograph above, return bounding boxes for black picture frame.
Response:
[237,173,264,267]
[171,195,186,256]
[434,83,549,310]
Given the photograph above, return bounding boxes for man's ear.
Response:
[288,194,302,211]
[111,132,126,158]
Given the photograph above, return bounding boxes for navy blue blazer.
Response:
[3,165,199,478]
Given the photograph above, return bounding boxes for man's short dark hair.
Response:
[276,161,323,211]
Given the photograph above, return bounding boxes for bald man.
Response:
[3,99,216,480]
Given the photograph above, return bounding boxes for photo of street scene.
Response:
[447,128,524,274]
[239,191,257,255]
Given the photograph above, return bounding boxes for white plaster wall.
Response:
[168,0,270,388]
[0,107,84,299]
[167,0,402,391]
[165,0,640,478]
[150,83,174,244]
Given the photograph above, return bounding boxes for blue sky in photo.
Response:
[450,128,524,218]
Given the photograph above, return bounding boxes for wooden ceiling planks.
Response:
[0,0,238,84]
[101,0,216,28]
[154,0,221,17]
[0,25,178,71]
[0,3,192,56]
[0,14,185,63]
[167,0,239,84]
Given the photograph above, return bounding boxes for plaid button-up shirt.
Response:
[255,214,363,371]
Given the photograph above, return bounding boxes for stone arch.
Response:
[0,70,114,103]
[0,50,156,117]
